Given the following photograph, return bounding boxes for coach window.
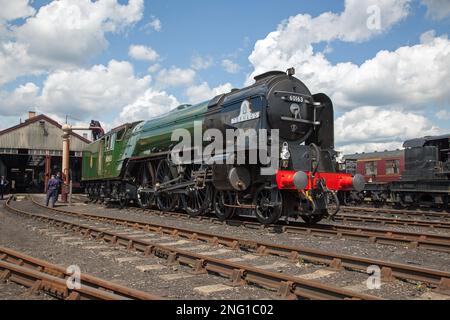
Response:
[386,159,399,175]
[364,161,377,175]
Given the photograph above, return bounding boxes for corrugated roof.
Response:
[0,114,91,144]
[345,149,404,160]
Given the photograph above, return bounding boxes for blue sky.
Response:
[0,0,449,153]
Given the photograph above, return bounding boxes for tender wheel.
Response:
[155,159,177,211]
[253,187,282,225]
[213,190,236,221]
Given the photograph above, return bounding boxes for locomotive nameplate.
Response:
[231,100,260,124]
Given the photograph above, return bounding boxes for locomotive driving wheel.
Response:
[180,165,212,216]
[213,190,236,221]
[137,162,155,209]
[155,159,177,211]
[253,187,283,225]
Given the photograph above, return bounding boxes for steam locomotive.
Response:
[82,69,364,224]
[342,134,450,209]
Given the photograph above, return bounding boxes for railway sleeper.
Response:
[436,278,450,295]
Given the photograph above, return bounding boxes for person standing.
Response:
[46,175,59,207]
[55,172,63,203]
[0,176,9,200]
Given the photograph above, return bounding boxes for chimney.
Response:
[28,111,36,119]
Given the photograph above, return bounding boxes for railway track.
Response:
[333,213,450,231]
[109,203,450,253]
[5,196,383,300]
[342,206,450,220]
[0,246,162,300]
[11,195,450,296]
[68,195,450,253]
[77,194,450,233]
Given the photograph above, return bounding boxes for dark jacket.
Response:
[0,179,8,187]
[47,178,60,192]
[56,176,63,192]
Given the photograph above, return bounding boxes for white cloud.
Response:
[0,0,144,85]
[191,54,213,70]
[321,34,450,110]
[117,89,179,124]
[421,0,450,20]
[248,0,411,83]
[436,109,450,120]
[221,59,241,74]
[142,16,161,32]
[148,63,161,73]
[419,29,436,43]
[0,42,46,85]
[0,0,35,21]
[185,82,233,104]
[129,45,159,62]
[156,67,196,87]
[335,106,441,153]
[0,82,40,116]
[39,60,150,116]
[0,60,151,121]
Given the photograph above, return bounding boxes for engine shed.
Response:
[0,112,90,193]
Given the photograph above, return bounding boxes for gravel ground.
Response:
[2,196,450,300]
[0,199,273,300]
[0,282,55,300]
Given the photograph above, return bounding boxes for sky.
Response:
[0,0,449,154]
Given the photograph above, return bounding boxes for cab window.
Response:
[105,134,116,151]
[116,128,126,141]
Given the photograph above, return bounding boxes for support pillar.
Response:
[61,125,71,203]
[44,155,51,193]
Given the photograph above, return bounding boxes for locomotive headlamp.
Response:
[290,103,301,119]
[280,142,291,168]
